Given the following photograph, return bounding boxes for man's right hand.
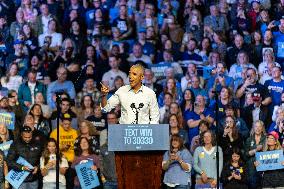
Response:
[100,82,110,96]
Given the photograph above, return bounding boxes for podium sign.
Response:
[108,124,169,151]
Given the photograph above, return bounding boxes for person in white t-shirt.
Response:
[40,138,68,189]
[102,55,128,90]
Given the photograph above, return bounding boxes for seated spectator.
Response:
[102,55,128,90]
[236,68,271,107]
[258,48,280,84]
[204,4,229,33]
[187,75,207,100]
[30,54,48,82]
[264,66,284,107]
[35,3,57,36]
[229,51,256,80]
[0,122,14,144]
[74,120,100,156]
[34,92,52,119]
[157,50,183,76]
[86,104,107,132]
[18,69,47,112]
[5,39,29,77]
[159,92,174,123]
[47,67,76,110]
[142,69,163,97]
[40,138,68,189]
[180,38,203,64]
[9,9,26,40]
[193,130,223,187]
[162,134,192,189]
[136,28,156,61]
[127,43,152,65]
[29,103,50,137]
[181,63,204,92]
[0,63,23,91]
[207,62,234,96]
[221,147,248,189]
[227,34,254,69]
[180,89,195,113]
[158,78,183,108]
[22,23,39,56]
[38,19,63,50]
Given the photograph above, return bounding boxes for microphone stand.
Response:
[214,90,220,189]
[55,95,61,189]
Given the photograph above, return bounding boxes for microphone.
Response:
[130,103,136,109]
[138,103,144,109]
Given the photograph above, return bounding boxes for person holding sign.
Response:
[7,126,42,189]
[100,64,160,124]
[71,137,100,189]
[254,131,284,189]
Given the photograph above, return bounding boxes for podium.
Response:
[108,124,169,189]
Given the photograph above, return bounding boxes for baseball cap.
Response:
[13,39,24,45]
[267,131,279,140]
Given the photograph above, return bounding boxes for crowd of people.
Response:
[0,0,284,188]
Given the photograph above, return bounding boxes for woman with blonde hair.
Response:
[73,120,100,156]
[255,131,284,189]
[244,120,266,189]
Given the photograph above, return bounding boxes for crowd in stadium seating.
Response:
[0,0,284,189]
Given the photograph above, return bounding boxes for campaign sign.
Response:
[195,184,223,189]
[108,124,169,151]
[256,150,284,171]
[149,63,171,79]
[0,112,15,130]
[75,161,100,189]
[6,156,34,189]
[0,140,13,156]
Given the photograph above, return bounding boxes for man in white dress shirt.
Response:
[101,64,160,124]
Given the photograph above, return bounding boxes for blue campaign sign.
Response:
[149,63,172,79]
[5,156,34,189]
[0,112,15,130]
[0,140,13,156]
[75,161,100,189]
[256,150,284,171]
[108,124,169,151]
[195,184,223,189]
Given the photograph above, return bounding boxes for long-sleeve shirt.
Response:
[102,85,160,124]
[193,146,223,180]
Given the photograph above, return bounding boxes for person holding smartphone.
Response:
[221,147,248,189]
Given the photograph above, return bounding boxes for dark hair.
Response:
[180,89,195,112]
[29,103,44,123]
[200,130,217,146]
[170,134,184,152]
[199,120,210,129]
[80,95,95,110]
[77,137,93,156]
[42,138,62,166]
[230,147,244,165]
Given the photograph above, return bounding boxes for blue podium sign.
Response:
[108,124,169,151]
[256,150,284,171]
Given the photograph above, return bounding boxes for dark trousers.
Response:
[65,163,75,189]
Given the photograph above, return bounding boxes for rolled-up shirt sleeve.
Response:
[101,93,120,113]
[149,92,160,124]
